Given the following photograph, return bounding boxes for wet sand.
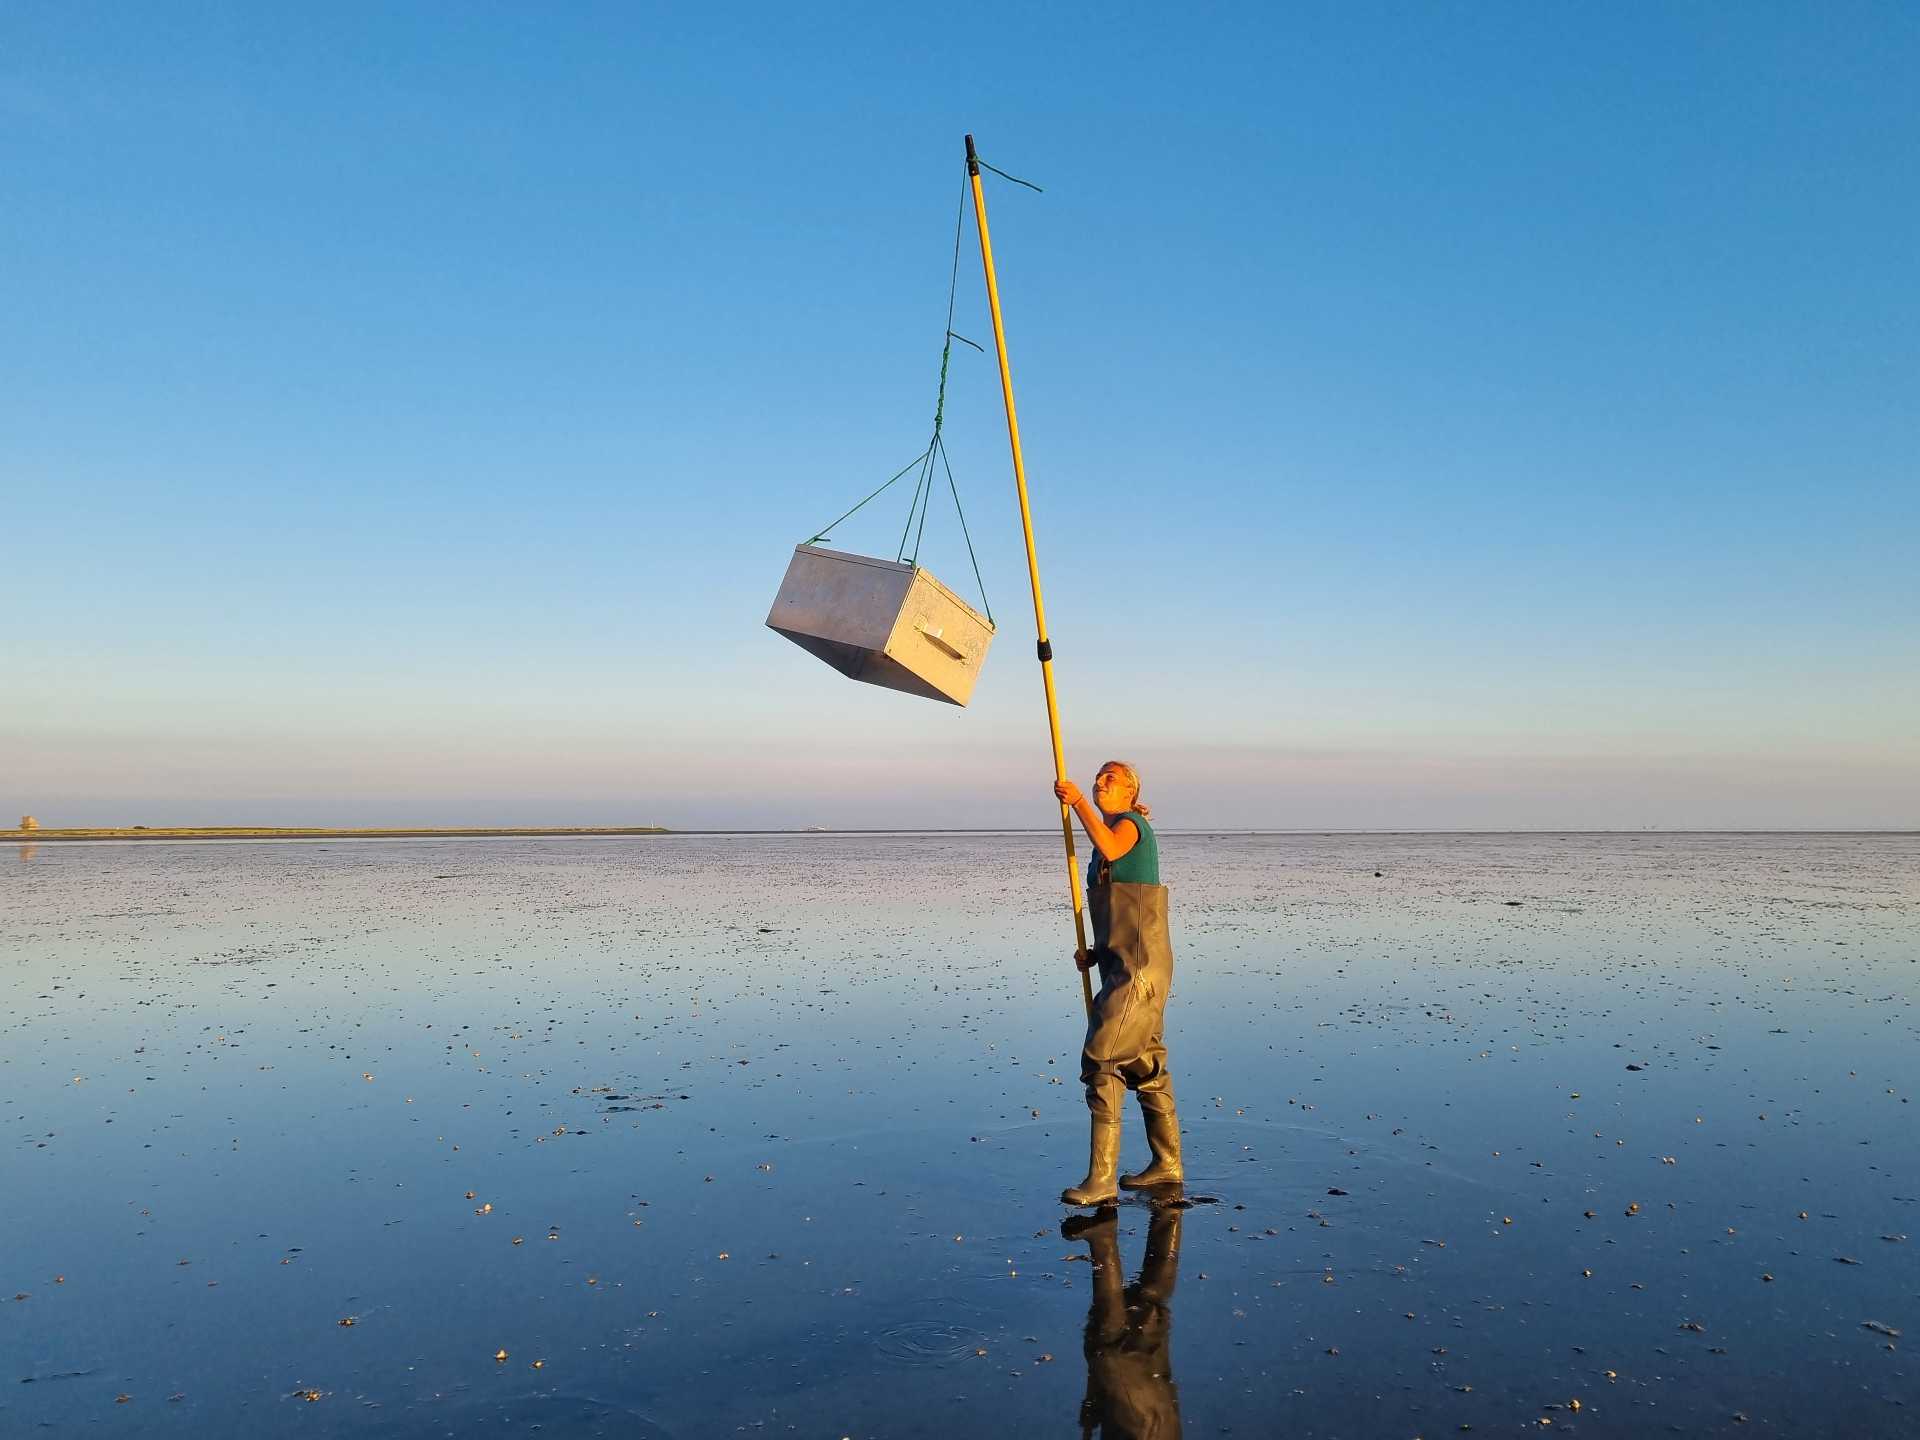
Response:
[2,832,1913,1436]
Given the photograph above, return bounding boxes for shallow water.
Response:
[2,832,1914,1437]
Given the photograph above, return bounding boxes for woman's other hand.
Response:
[1054,779,1084,807]
[1074,949,1095,972]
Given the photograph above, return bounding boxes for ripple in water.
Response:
[872,1320,990,1366]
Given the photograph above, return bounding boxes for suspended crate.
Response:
[769,188,999,707]
[766,544,996,707]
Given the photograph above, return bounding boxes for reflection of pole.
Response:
[966,134,1093,1019]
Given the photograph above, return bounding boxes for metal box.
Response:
[766,544,996,706]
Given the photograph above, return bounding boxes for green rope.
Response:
[897,443,936,563]
[937,433,993,626]
[803,167,994,625]
[804,448,929,546]
[904,179,972,575]
[926,178,968,446]
[976,157,1043,192]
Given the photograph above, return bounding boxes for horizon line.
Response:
[10,825,1917,845]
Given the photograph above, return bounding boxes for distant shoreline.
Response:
[6,825,1914,844]
[5,826,670,842]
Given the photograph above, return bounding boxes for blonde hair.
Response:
[1097,760,1152,820]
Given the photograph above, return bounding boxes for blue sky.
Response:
[3,2,1915,830]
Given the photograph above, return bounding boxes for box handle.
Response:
[916,619,969,662]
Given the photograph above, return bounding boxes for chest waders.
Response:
[1061,880,1184,1206]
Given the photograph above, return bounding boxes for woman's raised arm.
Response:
[1054,780,1139,862]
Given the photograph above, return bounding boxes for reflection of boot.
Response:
[1062,1209,1126,1346]
[1120,1085,1183,1190]
[1134,1204,1183,1305]
[1065,1075,1124,1206]
[1061,1210,1117,1242]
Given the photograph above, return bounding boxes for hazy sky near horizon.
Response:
[4,3,1916,831]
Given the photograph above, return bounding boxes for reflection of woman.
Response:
[1064,1205,1184,1440]
[1052,761,1182,1206]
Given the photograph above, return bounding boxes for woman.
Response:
[1053,761,1183,1205]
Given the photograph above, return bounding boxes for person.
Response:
[1052,761,1183,1205]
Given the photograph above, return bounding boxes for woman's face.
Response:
[1092,768,1135,815]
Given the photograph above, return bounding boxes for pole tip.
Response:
[964,134,979,174]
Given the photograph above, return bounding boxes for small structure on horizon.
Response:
[18,815,37,832]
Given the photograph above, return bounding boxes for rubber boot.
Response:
[1064,1072,1125,1206]
[1061,1117,1121,1207]
[1120,1087,1184,1190]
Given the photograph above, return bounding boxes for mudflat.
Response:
[2,831,1913,1436]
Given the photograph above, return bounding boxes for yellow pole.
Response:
[965,134,1094,1019]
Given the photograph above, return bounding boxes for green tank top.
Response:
[1089,810,1159,887]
